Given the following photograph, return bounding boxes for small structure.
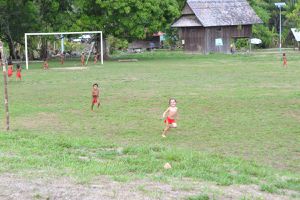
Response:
[291,28,300,50]
[172,0,262,54]
[128,32,165,52]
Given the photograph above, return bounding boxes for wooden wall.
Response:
[179,27,206,53]
[179,25,252,54]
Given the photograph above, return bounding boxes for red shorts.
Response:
[283,60,287,65]
[8,69,13,77]
[164,117,175,124]
[92,96,98,104]
[16,72,21,78]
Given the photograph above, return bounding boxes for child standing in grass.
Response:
[81,53,85,66]
[94,52,99,64]
[283,53,287,68]
[60,52,64,65]
[16,64,22,81]
[43,58,49,70]
[162,98,178,138]
[7,60,13,78]
[91,83,100,111]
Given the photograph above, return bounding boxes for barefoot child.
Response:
[7,60,13,78]
[81,53,85,66]
[60,52,64,65]
[43,58,49,70]
[162,98,178,137]
[16,64,22,81]
[91,83,100,111]
[94,52,99,64]
[283,53,287,68]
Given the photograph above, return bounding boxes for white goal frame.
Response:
[24,31,103,70]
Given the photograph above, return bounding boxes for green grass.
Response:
[188,194,210,200]
[0,50,299,193]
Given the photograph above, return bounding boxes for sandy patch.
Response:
[51,67,88,70]
[0,174,298,200]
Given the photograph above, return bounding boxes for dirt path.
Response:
[0,174,297,200]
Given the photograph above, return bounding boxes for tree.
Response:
[73,0,180,57]
[0,0,39,58]
[287,2,300,28]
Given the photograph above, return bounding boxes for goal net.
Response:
[24,31,103,70]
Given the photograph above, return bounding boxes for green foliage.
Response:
[64,41,85,53]
[73,0,180,40]
[188,194,210,200]
[286,2,300,28]
[235,38,249,50]
[253,25,277,48]
[107,35,128,54]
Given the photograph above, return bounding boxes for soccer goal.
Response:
[24,31,103,70]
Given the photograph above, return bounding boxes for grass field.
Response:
[0,50,299,199]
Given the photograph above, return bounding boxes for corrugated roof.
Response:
[172,15,203,27]
[173,0,262,27]
[291,28,300,42]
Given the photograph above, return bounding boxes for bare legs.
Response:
[162,123,177,137]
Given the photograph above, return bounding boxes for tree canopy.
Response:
[0,0,299,58]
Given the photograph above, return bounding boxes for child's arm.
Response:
[162,107,170,118]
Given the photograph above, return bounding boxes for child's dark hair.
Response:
[93,83,98,87]
[283,53,286,56]
[16,64,21,69]
[169,98,177,105]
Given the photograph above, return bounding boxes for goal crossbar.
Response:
[24,31,103,69]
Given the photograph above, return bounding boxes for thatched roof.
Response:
[172,15,203,27]
[172,0,262,28]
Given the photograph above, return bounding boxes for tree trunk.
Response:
[7,40,16,59]
[5,31,16,59]
[103,39,110,60]
[40,38,48,60]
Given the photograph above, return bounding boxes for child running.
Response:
[81,53,85,66]
[283,53,287,68]
[91,83,100,111]
[43,58,49,70]
[162,98,178,138]
[16,64,22,81]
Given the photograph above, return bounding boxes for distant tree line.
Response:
[0,0,299,58]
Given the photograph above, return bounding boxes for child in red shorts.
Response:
[7,65,13,77]
[283,53,287,68]
[162,98,178,138]
[91,83,100,111]
[16,64,22,81]
[7,61,13,78]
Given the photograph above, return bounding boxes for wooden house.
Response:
[172,0,263,54]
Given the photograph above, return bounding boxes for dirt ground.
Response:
[0,173,298,200]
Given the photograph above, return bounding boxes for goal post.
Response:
[24,31,104,70]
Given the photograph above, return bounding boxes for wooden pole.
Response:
[0,41,10,131]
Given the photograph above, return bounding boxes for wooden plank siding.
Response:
[179,25,252,54]
[180,27,205,52]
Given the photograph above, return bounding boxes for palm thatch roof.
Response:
[172,0,262,28]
